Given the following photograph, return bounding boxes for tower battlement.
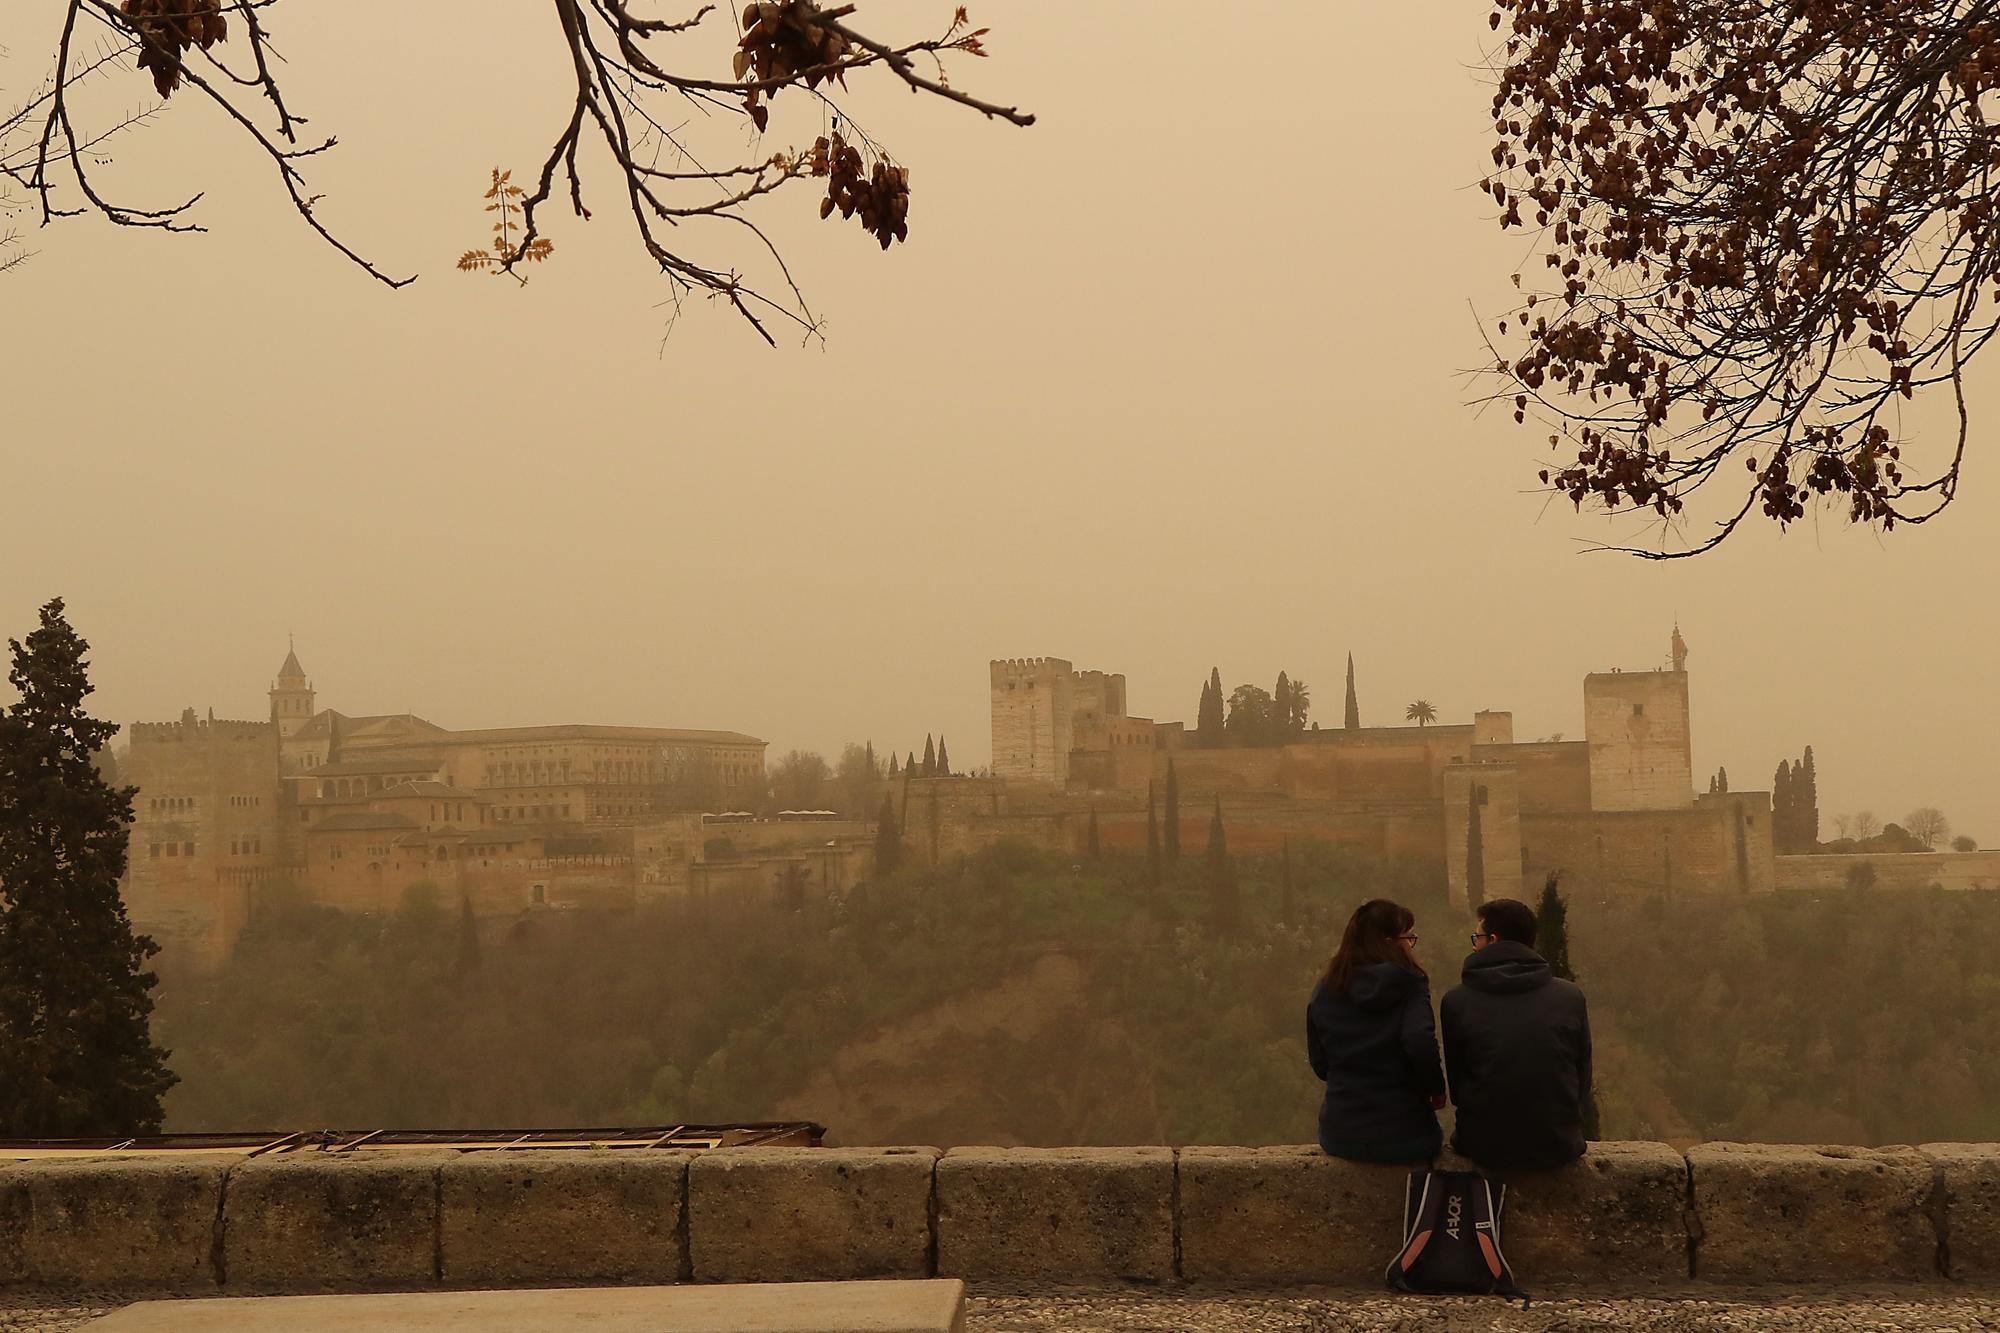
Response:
[129,712,276,746]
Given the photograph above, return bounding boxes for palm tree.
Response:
[1405,699,1438,727]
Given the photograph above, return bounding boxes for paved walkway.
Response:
[9,1287,2000,1332]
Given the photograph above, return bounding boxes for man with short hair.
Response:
[1440,897,1592,1171]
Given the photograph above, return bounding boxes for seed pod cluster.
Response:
[811,133,909,249]
[122,0,228,99]
[734,2,852,132]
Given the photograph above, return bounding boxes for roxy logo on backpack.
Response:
[1384,1170,1529,1304]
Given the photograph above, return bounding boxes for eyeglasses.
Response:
[1469,932,1495,946]
[1394,933,1419,943]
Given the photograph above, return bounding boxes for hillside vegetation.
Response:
[153,845,2000,1147]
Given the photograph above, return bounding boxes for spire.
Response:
[1670,620,1689,673]
[278,635,306,683]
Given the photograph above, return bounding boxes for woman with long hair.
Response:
[1307,898,1447,1162]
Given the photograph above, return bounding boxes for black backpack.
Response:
[1384,1170,1529,1305]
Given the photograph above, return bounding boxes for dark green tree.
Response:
[1224,684,1275,746]
[936,736,951,778]
[1197,669,1226,748]
[1086,808,1101,860]
[1344,652,1360,730]
[1466,785,1487,910]
[1799,747,1819,849]
[1164,759,1182,861]
[887,752,900,779]
[921,735,936,777]
[1274,672,1292,746]
[1205,796,1239,933]
[1534,873,1601,1139]
[0,599,176,1136]
[1784,756,1800,852]
[874,795,903,876]
[1145,782,1161,887]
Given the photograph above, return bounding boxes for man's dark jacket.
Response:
[1307,963,1446,1161]
[1440,941,1592,1171]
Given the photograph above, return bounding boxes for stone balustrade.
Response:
[2,1142,1995,1293]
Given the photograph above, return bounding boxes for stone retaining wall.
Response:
[2,1142,1995,1294]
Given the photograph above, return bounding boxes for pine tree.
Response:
[1344,653,1360,730]
[1205,796,1239,933]
[1086,808,1101,859]
[1535,874,1601,1139]
[1164,759,1182,860]
[455,895,482,977]
[922,735,936,777]
[0,599,176,1135]
[873,794,903,876]
[936,736,950,778]
[1145,782,1161,887]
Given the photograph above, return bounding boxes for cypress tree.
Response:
[887,752,900,778]
[1800,747,1819,849]
[1772,762,1793,853]
[1197,669,1226,748]
[922,734,936,777]
[1535,873,1600,1139]
[0,599,176,1135]
[865,740,877,775]
[906,751,917,776]
[1718,767,1729,794]
[874,794,903,876]
[1274,671,1292,746]
[1466,785,1486,910]
[1206,796,1239,933]
[1344,653,1360,730]
[1086,807,1101,859]
[1164,759,1182,860]
[936,736,950,778]
[1145,782,1161,887]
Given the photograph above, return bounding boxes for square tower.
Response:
[1583,669,1693,811]
[990,658,1075,787]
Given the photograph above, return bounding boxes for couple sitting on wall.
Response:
[1307,896,1590,1170]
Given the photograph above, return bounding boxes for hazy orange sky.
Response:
[2,3,1993,839]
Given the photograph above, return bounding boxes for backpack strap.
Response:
[1384,1171,1437,1289]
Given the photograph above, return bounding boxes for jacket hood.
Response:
[1338,961,1427,1012]
[1460,939,1552,994]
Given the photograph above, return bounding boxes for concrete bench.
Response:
[84,1280,967,1332]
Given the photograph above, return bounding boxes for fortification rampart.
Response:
[3,1141,1996,1293]
[1776,850,2000,893]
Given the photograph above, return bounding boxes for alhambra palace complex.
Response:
[122,631,1807,964]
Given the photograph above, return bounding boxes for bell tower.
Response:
[270,638,315,739]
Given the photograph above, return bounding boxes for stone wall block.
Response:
[1688,1143,1937,1283]
[688,1147,936,1283]
[1481,1142,1689,1284]
[224,1153,448,1291]
[0,1157,230,1290]
[936,1147,1173,1283]
[1921,1143,2000,1281]
[1178,1146,1419,1284]
[440,1151,690,1286]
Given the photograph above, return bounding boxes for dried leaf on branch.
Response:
[1483,0,1995,556]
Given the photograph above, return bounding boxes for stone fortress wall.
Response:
[981,629,1773,906]
[4,1140,1999,1293]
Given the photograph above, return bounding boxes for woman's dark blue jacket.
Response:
[1307,962,1447,1161]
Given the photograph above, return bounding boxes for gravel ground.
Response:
[968,1287,2000,1332]
[9,1287,2000,1331]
